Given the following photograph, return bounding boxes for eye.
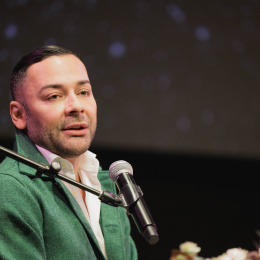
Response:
[48,94,60,100]
[79,90,90,96]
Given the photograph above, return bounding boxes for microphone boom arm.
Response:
[0,145,123,207]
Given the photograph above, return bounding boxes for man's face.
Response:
[21,54,97,158]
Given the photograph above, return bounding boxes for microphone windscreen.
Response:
[109,160,133,182]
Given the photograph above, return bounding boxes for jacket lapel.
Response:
[98,170,126,260]
[15,129,105,260]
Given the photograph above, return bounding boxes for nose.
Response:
[65,92,84,116]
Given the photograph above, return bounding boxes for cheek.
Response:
[89,103,97,121]
[28,105,63,127]
[84,99,97,117]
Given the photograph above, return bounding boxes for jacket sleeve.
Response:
[0,174,46,260]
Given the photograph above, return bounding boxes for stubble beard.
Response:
[26,112,96,158]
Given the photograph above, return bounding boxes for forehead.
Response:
[25,54,89,86]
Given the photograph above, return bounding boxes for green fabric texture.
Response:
[0,130,137,260]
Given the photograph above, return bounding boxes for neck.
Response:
[65,156,81,181]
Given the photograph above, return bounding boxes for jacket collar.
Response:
[15,129,49,176]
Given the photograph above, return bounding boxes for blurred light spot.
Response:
[5,24,18,38]
[17,0,28,5]
[166,4,186,23]
[176,115,191,132]
[101,84,115,98]
[109,41,126,58]
[44,38,57,45]
[231,39,244,52]
[0,49,8,62]
[102,113,116,128]
[240,5,253,17]
[157,75,171,90]
[201,110,214,125]
[52,0,64,11]
[153,49,168,62]
[194,26,210,41]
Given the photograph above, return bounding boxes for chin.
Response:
[48,134,94,157]
[60,142,90,156]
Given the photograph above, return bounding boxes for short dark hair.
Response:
[10,45,77,100]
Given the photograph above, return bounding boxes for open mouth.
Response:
[63,123,88,135]
[66,126,84,130]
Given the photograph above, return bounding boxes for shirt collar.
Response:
[36,145,100,179]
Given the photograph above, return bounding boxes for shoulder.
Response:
[0,157,36,202]
[0,156,55,201]
[0,157,21,180]
[0,156,33,182]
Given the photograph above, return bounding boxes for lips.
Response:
[63,123,88,135]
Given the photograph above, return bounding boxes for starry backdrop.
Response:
[0,0,260,158]
[1,0,260,259]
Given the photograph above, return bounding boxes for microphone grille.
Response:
[109,160,133,182]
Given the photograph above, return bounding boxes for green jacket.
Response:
[0,130,137,260]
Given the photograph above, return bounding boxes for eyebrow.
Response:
[38,80,91,95]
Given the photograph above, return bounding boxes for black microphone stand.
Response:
[0,145,123,207]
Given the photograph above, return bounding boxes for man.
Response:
[0,46,137,259]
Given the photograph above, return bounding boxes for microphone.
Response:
[109,160,159,245]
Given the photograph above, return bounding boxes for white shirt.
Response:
[36,145,107,259]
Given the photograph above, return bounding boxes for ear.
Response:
[10,101,27,129]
